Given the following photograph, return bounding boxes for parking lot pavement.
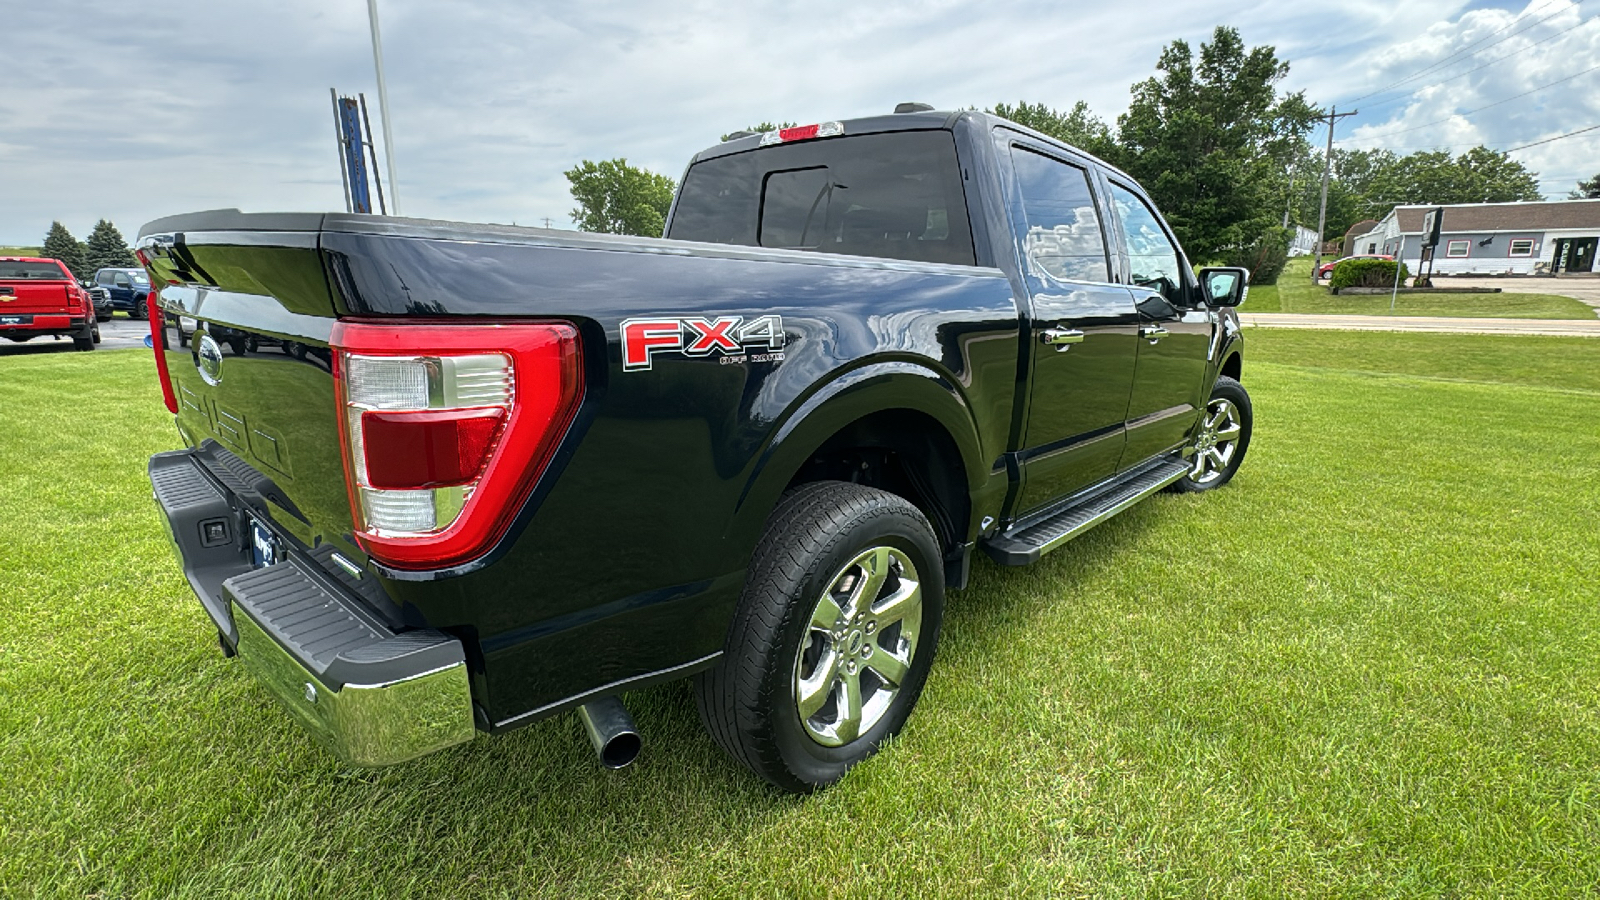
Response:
[0,314,151,356]
[1431,276,1600,310]
[95,315,152,349]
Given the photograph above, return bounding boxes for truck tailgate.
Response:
[0,280,74,316]
[139,216,357,565]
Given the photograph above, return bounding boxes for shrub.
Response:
[1329,258,1410,290]
[1221,226,1291,285]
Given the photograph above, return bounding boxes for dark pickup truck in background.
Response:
[141,108,1250,792]
[93,266,155,318]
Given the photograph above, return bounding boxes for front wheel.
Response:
[695,481,945,792]
[1171,375,1252,493]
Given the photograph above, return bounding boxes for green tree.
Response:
[40,221,88,280]
[989,101,1117,158]
[565,159,676,237]
[1567,172,1600,199]
[84,219,136,272]
[1362,146,1540,207]
[1114,26,1320,261]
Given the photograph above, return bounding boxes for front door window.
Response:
[1108,185,1184,306]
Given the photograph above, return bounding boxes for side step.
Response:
[981,457,1190,566]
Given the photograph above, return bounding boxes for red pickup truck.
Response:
[0,258,100,350]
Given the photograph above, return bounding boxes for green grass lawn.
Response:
[4,339,1599,897]
[0,246,43,257]
[1246,257,1596,319]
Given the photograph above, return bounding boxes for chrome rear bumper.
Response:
[150,447,476,766]
[231,603,475,766]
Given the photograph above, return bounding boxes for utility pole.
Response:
[1312,105,1358,282]
[367,0,401,216]
[1283,163,1296,228]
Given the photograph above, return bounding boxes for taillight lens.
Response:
[150,302,178,414]
[331,321,582,570]
[760,121,844,146]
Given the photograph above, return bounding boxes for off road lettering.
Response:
[622,315,785,370]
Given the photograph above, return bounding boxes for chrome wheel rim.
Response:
[1189,397,1243,484]
[793,545,922,747]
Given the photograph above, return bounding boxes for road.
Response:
[1241,313,1600,337]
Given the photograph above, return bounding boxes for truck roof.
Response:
[689,108,1138,187]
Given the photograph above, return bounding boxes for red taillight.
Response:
[331,320,582,571]
[150,309,178,414]
[361,408,506,489]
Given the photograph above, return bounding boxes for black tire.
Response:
[695,481,945,792]
[133,296,148,320]
[72,325,96,351]
[1171,375,1251,493]
[92,322,101,344]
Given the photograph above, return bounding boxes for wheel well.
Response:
[1220,352,1242,382]
[785,409,970,557]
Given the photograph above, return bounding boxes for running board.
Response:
[981,457,1190,566]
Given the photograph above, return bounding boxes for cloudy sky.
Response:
[3,0,1597,246]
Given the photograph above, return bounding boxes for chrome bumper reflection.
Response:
[232,604,476,766]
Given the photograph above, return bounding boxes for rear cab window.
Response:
[668,130,975,267]
[0,261,68,280]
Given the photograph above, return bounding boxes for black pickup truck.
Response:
[141,108,1250,792]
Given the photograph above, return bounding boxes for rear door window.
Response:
[670,130,975,266]
[1009,147,1110,284]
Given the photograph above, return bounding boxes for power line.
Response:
[1358,13,1592,113]
[1506,123,1600,151]
[1344,60,1600,142]
[1348,0,1578,103]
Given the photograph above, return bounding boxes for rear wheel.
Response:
[695,481,944,792]
[133,296,148,320]
[1172,376,1251,492]
[72,324,96,351]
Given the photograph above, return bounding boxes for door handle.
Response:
[1041,328,1085,348]
[1140,325,1168,343]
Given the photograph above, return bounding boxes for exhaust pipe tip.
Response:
[577,696,641,770]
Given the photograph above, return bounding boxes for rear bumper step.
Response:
[149,449,476,765]
[982,457,1189,566]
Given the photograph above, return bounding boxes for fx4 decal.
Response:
[621,315,786,371]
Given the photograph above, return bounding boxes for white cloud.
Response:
[1337,0,1600,195]
[1,0,1594,245]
